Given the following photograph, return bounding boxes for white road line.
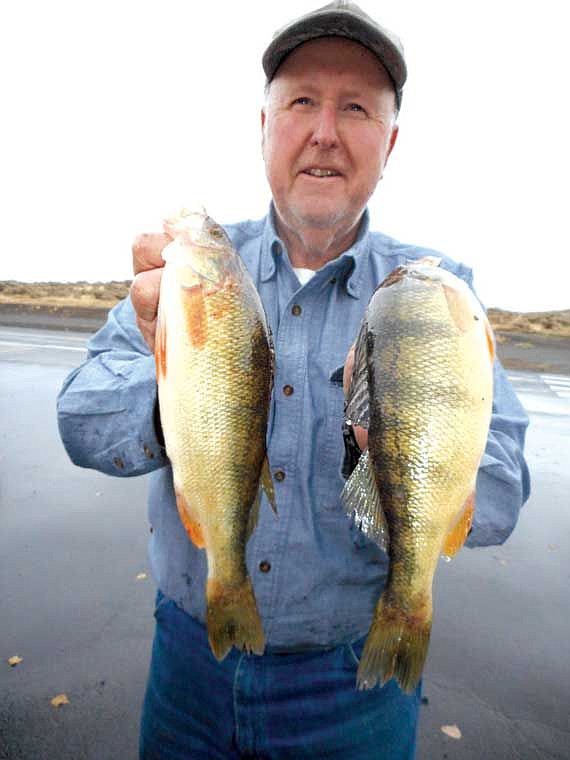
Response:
[517,392,570,416]
[0,330,87,345]
[0,340,86,352]
[538,374,570,399]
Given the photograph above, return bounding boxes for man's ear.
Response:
[261,108,267,140]
[386,124,399,164]
[261,108,267,153]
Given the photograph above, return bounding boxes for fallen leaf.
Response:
[547,544,558,551]
[136,572,147,581]
[8,655,23,667]
[51,694,70,707]
[498,559,508,566]
[441,724,462,740]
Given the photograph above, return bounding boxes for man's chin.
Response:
[291,204,351,231]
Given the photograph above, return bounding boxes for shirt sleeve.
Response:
[456,264,531,548]
[57,296,169,477]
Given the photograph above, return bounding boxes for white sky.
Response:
[1,0,568,311]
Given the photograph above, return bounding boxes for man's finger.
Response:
[132,232,172,275]
[130,269,163,324]
[353,425,368,453]
[137,317,157,354]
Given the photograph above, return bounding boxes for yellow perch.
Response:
[155,208,275,661]
[343,258,494,692]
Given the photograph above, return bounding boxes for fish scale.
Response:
[343,259,494,692]
[156,209,275,661]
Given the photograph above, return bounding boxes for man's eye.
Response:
[292,97,312,106]
[347,102,366,114]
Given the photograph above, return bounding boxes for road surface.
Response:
[1,326,568,759]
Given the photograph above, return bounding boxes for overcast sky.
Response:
[1,0,568,311]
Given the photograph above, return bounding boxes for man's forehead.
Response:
[271,37,393,91]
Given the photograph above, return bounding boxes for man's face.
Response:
[261,37,399,242]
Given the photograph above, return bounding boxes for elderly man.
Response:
[57,2,530,758]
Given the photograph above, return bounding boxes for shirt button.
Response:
[259,561,271,573]
[283,384,294,396]
[274,470,285,482]
[291,304,302,316]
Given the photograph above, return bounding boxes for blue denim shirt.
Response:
[57,207,531,650]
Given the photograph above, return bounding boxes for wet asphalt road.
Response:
[0,326,568,760]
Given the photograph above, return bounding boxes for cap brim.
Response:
[262,10,406,105]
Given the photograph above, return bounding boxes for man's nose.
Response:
[310,103,339,149]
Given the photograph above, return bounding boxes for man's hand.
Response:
[343,343,368,452]
[130,233,172,352]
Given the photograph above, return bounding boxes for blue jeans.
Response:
[140,591,421,759]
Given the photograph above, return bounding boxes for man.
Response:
[57,2,530,758]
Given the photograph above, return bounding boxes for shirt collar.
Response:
[260,204,370,299]
[259,204,282,282]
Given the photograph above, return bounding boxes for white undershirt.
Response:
[293,267,317,285]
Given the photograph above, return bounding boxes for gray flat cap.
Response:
[262,1,407,108]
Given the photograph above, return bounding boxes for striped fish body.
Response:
[344,259,494,692]
[155,209,275,661]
